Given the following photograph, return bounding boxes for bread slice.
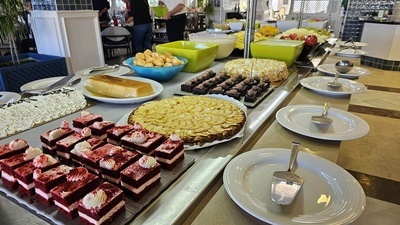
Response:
[85,75,155,98]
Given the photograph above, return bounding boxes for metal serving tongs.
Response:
[339,38,356,53]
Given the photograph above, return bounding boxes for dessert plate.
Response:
[0,91,21,105]
[78,77,163,104]
[75,66,131,76]
[20,76,70,93]
[336,41,369,48]
[316,64,371,78]
[330,48,368,58]
[300,76,367,96]
[224,148,366,225]
[276,104,369,141]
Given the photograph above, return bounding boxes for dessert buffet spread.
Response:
[0,110,194,225]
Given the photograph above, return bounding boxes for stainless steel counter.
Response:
[0,60,313,225]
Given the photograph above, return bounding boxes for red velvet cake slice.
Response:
[40,120,74,155]
[72,110,103,132]
[55,127,92,164]
[155,134,185,170]
[120,155,161,200]
[89,121,115,140]
[0,139,29,161]
[99,148,139,184]
[33,165,73,206]
[70,138,105,167]
[120,129,165,155]
[14,154,60,196]
[0,147,42,190]
[80,143,121,175]
[51,167,100,219]
[78,182,126,225]
[106,124,135,145]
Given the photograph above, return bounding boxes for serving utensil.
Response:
[88,64,120,73]
[327,71,342,88]
[327,60,354,88]
[20,77,81,95]
[311,102,333,125]
[271,141,304,205]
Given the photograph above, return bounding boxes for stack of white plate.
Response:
[392,3,400,22]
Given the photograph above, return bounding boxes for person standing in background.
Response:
[162,0,187,41]
[129,0,153,53]
[123,0,133,24]
[92,0,111,23]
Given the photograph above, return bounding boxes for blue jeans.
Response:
[133,23,153,53]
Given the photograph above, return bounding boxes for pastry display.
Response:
[128,95,246,145]
[85,75,155,98]
[40,121,74,155]
[120,155,161,200]
[155,134,185,170]
[78,182,126,225]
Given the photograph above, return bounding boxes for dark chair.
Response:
[101,26,132,58]
[226,12,243,20]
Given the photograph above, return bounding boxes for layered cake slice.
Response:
[72,110,103,132]
[0,147,42,190]
[70,138,105,167]
[40,120,74,155]
[55,127,92,164]
[0,139,29,164]
[120,155,161,200]
[14,154,60,196]
[51,167,100,219]
[89,121,115,140]
[106,124,135,145]
[78,182,126,225]
[120,129,165,155]
[99,148,139,184]
[80,143,121,175]
[155,134,185,170]
[33,165,73,206]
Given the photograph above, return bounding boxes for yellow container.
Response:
[250,39,304,66]
[156,41,218,73]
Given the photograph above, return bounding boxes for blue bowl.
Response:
[124,56,188,82]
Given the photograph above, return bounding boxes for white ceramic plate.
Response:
[20,76,65,92]
[78,77,163,104]
[0,91,21,105]
[300,76,367,96]
[330,48,368,58]
[117,94,247,150]
[336,41,369,48]
[75,66,131,77]
[223,148,366,225]
[276,104,369,141]
[316,64,371,78]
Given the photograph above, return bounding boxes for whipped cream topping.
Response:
[0,90,86,138]
[133,122,143,130]
[99,158,116,170]
[92,121,102,129]
[83,189,107,209]
[132,130,147,144]
[71,141,91,156]
[49,128,65,139]
[139,155,157,169]
[33,154,58,168]
[66,167,88,182]
[33,169,41,180]
[81,127,92,137]
[81,110,90,117]
[170,134,182,142]
[9,139,28,150]
[109,146,123,156]
[81,149,93,158]
[60,120,70,128]
[23,147,42,161]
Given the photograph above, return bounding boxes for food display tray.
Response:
[0,156,195,225]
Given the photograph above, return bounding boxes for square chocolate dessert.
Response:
[51,167,100,219]
[88,121,115,140]
[78,182,126,225]
[34,165,73,207]
[80,143,120,175]
[99,148,140,184]
[40,120,74,155]
[120,155,161,200]
[155,134,185,170]
[72,110,103,131]
[70,138,105,167]
[55,127,92,164]
[192,83,209,95]
[14,154,60,196]
[120,129,165,155]
[0,139,29,162]
[106,124,135,145]
[0,147,42,191]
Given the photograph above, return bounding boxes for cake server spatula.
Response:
[271,141,304,205]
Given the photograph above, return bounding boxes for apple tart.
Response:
[128,96,246,145]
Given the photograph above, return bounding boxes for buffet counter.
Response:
[0,53,352,224]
